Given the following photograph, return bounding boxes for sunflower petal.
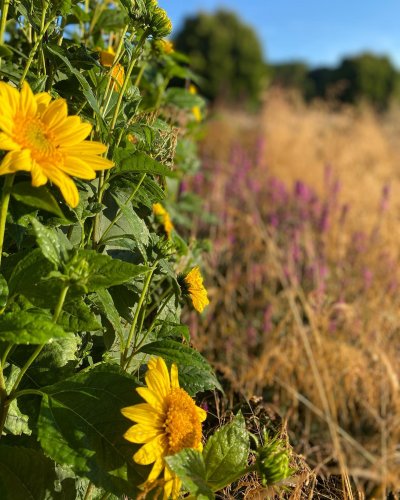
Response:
[170,363,179,389]
[46,167,79,207]
[0,149,31,174]
[0,132,21,151]
[136,387,166,413]
[20,82,37,116]
[62,156,96,180]
[195,406,207,422]
[124,423,163,444]
[121,403,162,425]
[41,98,68,129]
[134,434,168,465]
[31,163,48,186]
[147,457,165,483]
[53,118,92,146]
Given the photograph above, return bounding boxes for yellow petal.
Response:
[163,466,181,500]
[133,434,168,465]
[52,118,92,146]
[136,387,165,413]
[62,156,96,180]
[41,98,68,129]
[46,167,79,207]
[0,149,32,174]
[121,403,162,425]
[20,82,37,116]
[35,92,52,114]
[72,154,113,171]
[31,163,48,186]
[147,457,165,483]
[124,423,163,444]
[170,363,179,389]
[67,141,107,156]
[145,366,170,399]
[0,132,21,151]
[0,82,19,116]
[195,406,207,422]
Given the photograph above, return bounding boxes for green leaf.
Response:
[30,218,62,267]
[91,289,124,342]
[111,193,150,248]
[12,182,66,219]
[0,273,8,308]
[139,339,222,395]
[76,250,149,290]
[113,150,175,178]
[38,364,147,496]
[45,44,102,117]
[0,445,57,500]
[203,412,250,491]
[4,400,31,436]
[165,449,214,500]
[0,311,69,344]
[59,300,101,332]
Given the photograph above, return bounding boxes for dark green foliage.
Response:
[174,9,266,106]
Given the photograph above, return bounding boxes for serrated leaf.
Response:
[4,399,31,436]
[38,364,147,496]
[165,449,214,500]
[76,249,149,290]
[111,193,150,249]
[30,218,62,267]
[91,289,124,342]
[0,445,57,500]
[59,300,101,332]
[12,182,66,218]
[203,412,250,491]
[113,149,175,177]
[0,311,70,344]
[139,339,222,395]
[0,273,8,308]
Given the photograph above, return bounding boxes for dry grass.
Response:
[187,90,400,497]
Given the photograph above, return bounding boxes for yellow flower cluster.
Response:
[184,266,210,313]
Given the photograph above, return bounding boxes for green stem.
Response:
[19,15,53,87]
[121,267,155,368]
[1,343,11,367]
[99,173,146,245]
[0,0,10,46]
[132,291,173,357]
[0,173,15,268]
[10,388,43,401]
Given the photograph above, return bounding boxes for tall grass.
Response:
[188,91,400,496]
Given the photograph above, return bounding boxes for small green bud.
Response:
[63,253,90,289]
[150,8,172,38]
[255,432,294,486]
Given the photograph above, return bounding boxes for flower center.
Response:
[164,388,202,455]
[14,116,61,163]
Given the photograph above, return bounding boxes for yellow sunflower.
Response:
[121,357,206,499]
[153,202,174,239]
[182,266,209,313]
[0,81,113,207]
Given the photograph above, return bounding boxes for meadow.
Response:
[188,90,400,498]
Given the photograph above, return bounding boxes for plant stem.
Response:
[121,267,155,368]
[19,15,53,87]
[0,173,14,268]
[0,0,10,46]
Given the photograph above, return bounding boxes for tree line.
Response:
[174,10,400,110]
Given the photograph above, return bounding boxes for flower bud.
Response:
[255,432,294,486]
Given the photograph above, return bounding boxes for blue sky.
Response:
[163,0,400,68]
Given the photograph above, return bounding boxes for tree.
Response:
[174,9,266,106]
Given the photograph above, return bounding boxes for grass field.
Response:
[188,90,400,497]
